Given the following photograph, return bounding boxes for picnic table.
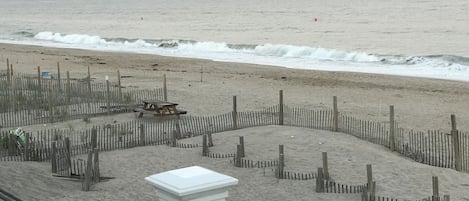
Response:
[134,100,187,118]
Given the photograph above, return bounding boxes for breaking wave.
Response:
[4,31,466,82]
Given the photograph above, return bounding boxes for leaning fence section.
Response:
[338,114,390,148]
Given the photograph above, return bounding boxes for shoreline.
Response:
[1,43,469,201]
[2,43,469,131]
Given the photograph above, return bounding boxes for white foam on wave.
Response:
[26,31,469,82]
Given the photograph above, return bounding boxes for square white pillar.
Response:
[145,166,238,201]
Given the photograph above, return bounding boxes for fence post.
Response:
[93,149,100,182]
[333,96,338,132]
[91,128,97,149]
[232,96,237,129]
[370,181,376,201]
[432,176,439,201]
[207,133,213,147]
[389,105,395,151]
[117,70,122,102]
[239,136,245,157]
[65,137,72,171]
[6,58,10,84]
[38,66,42,99]
[51,141,57,173]
[316,167,324,192]
[322,152,329,180]
[366,164,373,190]
[87,65,92,95]
[24,133,30,161]
[163,74,167,101]
[278,144,284,179]
[66,71,71,104]
[10,64,13,77]
[84,150,93,191]
[279,90,284,125]
[57,62,61,92]
[450,114,461,171]
[106,76,110,115]
[236,144,241,167]
[202,135,208,156]
[139,124,145,146]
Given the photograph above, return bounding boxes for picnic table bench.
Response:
[134,100,187,118]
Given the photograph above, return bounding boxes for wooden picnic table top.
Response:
[143,100,178,107]
[135,100,187,117]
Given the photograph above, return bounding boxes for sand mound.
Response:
[1,126,468,201]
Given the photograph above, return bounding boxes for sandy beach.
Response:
[1,43,469,200]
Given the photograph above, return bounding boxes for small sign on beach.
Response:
[42,71,52,79]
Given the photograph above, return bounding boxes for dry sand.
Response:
[1,126,469,201]
[1,43,469,200]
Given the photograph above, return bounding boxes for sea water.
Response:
[1,0,469,81]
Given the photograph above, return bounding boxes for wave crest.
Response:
[33,31,380,63]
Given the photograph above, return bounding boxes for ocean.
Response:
[1,0,469,81]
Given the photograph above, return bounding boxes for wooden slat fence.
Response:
[0,72,164,128]
[1,103,468,174]
[338,114,389,147]
[237,105,279,129]
[277,170,316,180]
[322,180,366,194]
[232,158,280,168]
[284,106,333,131]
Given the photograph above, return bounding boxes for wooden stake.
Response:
[91,128,97,148]
[117,70,122,101]
[65,137,72,172]
[451,114,461,171]
[207,132,213,147]
[84,150,93,191]
[163,74,167,101]
[236,144,241,167]
[432,176,439,201]
[87,65,92,94]
[51,141,57,173]
[232,96,237,129]
[333,96,338,132]
[322,152,329,180]
[239,136,245,157]
[366,164,372,190]
[93,149,100,182]
[278,144,284,178]
[6,58,10,84]
[389,105,396,151]
[279,90,284,125]
[316,167,324,192]
[57,62,61,91]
